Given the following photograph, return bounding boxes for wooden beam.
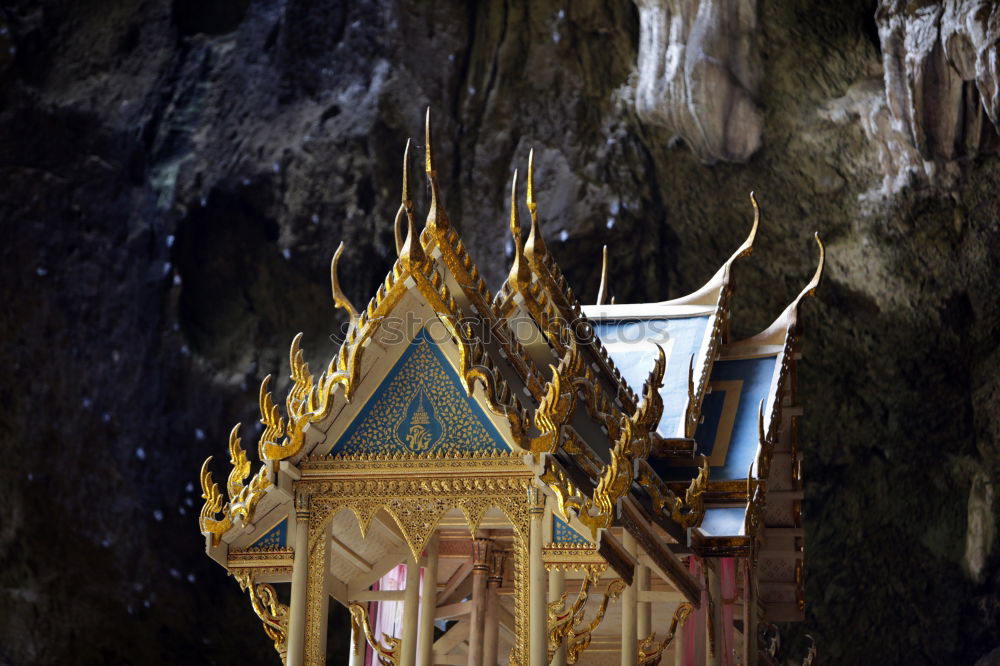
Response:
[437,559,473,605]
[433,619,470,654]
[369,514,407,546]
[435,601,471,621]
[330,535,373,572]
[350,590,406,602]
[347,547,407,596]
[638,590,686,603]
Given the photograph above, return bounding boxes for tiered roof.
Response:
[197,110,823,660]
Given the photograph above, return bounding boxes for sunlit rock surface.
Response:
[1,0,999,664]
[633,0,762,163]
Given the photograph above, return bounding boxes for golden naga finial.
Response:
[199,424,271,545]
[508,169,531,287]
[524,147,549,262]
[596,245,612,305]
[330,242,360,325]
[672,455,709,528]
[632,343,666,440]
[225,422,250,500]
[424,107,450,233]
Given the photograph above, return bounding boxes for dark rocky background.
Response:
[1,0,998,664]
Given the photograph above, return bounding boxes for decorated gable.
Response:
[329,328,511,457]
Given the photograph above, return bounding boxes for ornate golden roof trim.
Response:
[199,425,271,546]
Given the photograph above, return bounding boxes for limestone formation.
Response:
[633,0,763,163]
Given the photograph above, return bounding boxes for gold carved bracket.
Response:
[349,602,400,666]
[638,602,694,666]
[232,570,290,663]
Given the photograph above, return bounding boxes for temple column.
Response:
[483,549,507,666]
[287,498,310,666]
[637,562,651,641]
[348,629,364,666]
[548,568,566,666]
[621,532,638,666]
[302,498,331,666]
[528,487,547,666]
[401,551,422,666]
[706,560,723,666]
[468,537,492,666]
[417,533,439,666]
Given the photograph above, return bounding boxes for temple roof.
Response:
[197,112,823,600]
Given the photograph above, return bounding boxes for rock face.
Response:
[867,0,1000,192]
[1,0,999,664]
[633,0,763,163]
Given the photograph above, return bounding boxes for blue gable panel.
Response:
[330,328,511,457]
[656,355,778,482]
[552,515,591,547]
[693,388,726,458]
[592,316,710,438]
[248,519,287,550]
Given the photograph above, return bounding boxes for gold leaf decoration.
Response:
[638,602,694,666]
[349,602,400,666]
[672,455,709,528]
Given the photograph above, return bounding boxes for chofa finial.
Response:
[508,169,530,286]
[400,138,426,265]
[393,138,414,255]
[424,108,450,232]
[330,241,360,325]
[524,148,549,262]
[596,245,612,305]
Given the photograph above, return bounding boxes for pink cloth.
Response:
[720,557,736,666]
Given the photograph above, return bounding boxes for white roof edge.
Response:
[581,303,717,319]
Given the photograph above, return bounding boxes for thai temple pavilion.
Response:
[197,112,823,666]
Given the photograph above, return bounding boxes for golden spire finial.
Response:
[524,148,549,261]
[393,138,414,255]
[400,137,427,265]
[330,242,360,324]
[424,107,434,175]
[596,245,612,305]
[424,107,450,232]
[508,169,530,286]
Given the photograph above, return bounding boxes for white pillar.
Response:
[621,532,638,666]
[673,619,685,666]
[484,550,506,666]
[528,488,547,666]
[287,501,310,666]
[637,563,651,641]
[548,569,566,666]
[401,551,422,666]
[468,537,492,666]
[418,533,439,666]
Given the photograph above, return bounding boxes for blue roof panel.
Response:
[592,316,711,438]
